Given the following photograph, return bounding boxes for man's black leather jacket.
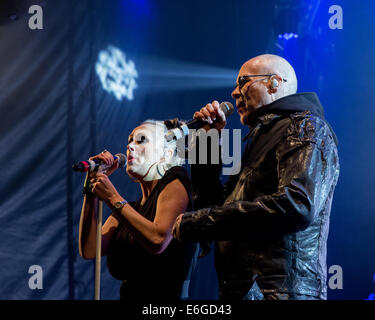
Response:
[179,93,340,300]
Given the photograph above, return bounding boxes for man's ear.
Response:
[268,75,282,94]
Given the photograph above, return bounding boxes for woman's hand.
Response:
[88,150,119,178]
[90,172,123,208]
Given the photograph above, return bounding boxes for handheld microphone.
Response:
[165,101,234,141]
[72,153,127,172]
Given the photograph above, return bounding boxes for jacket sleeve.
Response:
[179,118,339,241]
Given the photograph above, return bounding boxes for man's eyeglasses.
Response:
[236,74,288,89]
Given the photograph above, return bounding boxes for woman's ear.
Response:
[161,147,173,163]
[164,148,173,162]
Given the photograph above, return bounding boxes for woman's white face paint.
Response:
[126,124,166,181]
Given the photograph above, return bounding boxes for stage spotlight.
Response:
[273,0,322,40]
[95,45,138,101]
[278,33,299,41]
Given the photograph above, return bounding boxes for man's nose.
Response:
[231,86,241,99]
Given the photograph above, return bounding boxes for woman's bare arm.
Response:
[110,179,189,254]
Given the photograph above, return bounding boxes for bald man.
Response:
[172,54,340,300]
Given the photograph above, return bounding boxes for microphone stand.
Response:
[94,166,106,300]
[94,199,103,300]
[75,156,126,300]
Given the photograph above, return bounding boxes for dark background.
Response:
[0,0,374,300]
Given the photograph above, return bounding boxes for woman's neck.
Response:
[139,179,159,206]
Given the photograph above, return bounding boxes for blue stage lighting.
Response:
[95,45,138,101]
[278,33,299,41]
[364,274,375,299]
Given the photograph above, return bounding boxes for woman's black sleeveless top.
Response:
[106,166,198,300]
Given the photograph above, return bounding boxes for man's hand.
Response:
[172,213,184,241]
[193,100,227,131]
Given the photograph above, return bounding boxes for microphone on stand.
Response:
[165,101,234,141]
[72,153,127,172]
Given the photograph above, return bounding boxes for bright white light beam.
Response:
[95,45,138,101]
[138,56,238,92]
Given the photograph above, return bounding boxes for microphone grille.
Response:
[220,102,234,117]
[115,153,127,168]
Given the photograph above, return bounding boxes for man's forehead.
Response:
[237,59,264,77]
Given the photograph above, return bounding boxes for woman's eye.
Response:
[137,136,146,143]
